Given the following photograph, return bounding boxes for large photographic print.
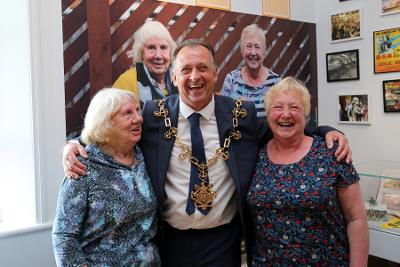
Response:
[374,27,400,74]
[383,79,400,112]
[338,94,370,124]
[331,9,362,42]
[326,50,359,82]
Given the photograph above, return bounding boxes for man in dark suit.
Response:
[64,39,351,267]
[140,39,262,267]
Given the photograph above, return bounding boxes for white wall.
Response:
[0,224,54,267]
[0,0,36,226]
[290,0,316,23]
[29,0,66,224]
[0,0,65,265]
[315,3,400,261]
[231,0,262,16]
[315,0,400,163]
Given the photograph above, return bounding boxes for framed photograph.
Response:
[326,50,359,82]
[383,79,400,112]
[373,27,400,74]
[195,0,230,10]
[330,9,362,43]
[381,0,400,15]
[338,94,370,124]
[262,0,290,19]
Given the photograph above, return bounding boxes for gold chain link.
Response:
[153,98,247,183]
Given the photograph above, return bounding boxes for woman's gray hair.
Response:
[81,88,138,145]
[264,76,311,119]
[128,20,176,64]
[240,24,266,52]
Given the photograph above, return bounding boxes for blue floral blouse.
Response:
[52,144,160,267]
[247,136,359,266]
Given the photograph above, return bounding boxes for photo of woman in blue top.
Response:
[221,24,281,118]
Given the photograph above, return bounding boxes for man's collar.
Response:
[179,95,215,120]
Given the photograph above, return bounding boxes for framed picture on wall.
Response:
[330,9,362,43]
[262,0,290,19]
[338,94,370,124]
[381,0,400,15]
[373,27,400,74]
[195,0,230,10]
[326,50,359,82]
[383,79,400,112]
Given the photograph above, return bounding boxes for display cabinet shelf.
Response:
[355,160,400,263]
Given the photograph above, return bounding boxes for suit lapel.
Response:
[215,96,232,146]
[214,96,241,194]
[157,95,179,199]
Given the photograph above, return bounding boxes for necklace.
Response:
[154,98,248,210]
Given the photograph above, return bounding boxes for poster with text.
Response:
[373,27,400,73]
[383,79,400,112]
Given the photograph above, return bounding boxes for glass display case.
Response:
[355,160,400,263]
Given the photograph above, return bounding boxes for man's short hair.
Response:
[172,39,215,69]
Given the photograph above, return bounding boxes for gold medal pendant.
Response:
[153,98,247,213]
[191,182,217,210]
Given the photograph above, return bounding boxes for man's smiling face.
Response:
[172,45,217,111]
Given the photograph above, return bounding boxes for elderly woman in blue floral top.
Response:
[52,89,160,266]
[247,77,368,266]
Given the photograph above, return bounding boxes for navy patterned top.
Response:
[221,67,281,118]
[247,136,359,266]
[52,144,160,267]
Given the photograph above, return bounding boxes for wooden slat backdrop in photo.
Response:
[62,0,317,136]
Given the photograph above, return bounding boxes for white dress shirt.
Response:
[163,96,237,229]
